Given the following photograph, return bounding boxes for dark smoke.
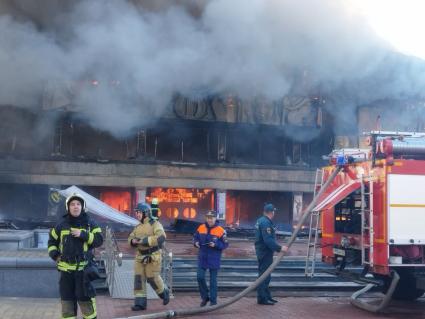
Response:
[0,0,424,138]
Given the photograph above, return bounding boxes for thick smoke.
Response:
[1,0,425,137]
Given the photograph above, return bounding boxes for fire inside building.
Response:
[0,92,331,231]
[2,77,425,232]
[1,1,425,235]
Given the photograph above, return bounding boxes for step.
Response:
[173,281,362,289]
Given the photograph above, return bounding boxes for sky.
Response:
[350,0,425,60]
[1,0,425,138]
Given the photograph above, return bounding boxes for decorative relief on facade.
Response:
[42,83,322,127]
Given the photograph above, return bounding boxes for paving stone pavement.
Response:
[2,295,425,319]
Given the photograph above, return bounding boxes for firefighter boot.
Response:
[131,297,147,311]
[158,288,170,305]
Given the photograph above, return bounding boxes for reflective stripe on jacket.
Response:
[193,222,228,270]
[48,212,103,271]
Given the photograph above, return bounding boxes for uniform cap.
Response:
[263,203,276,213]
[205,210,217,218]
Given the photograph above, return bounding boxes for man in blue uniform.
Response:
[255,203,286,305]
[193,210,228,307]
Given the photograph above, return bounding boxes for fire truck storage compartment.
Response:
[334,188,364,234]
[388,174,425,245]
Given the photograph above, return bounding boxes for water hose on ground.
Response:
[117,166,343,319]
[350,271,399,313]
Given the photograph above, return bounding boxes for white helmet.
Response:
[65,193,86,213]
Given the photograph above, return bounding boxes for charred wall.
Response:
[0,106,333,169]
[0,183,49,227]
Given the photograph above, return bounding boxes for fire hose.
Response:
[117,166,343,319]
[350,271,399,313]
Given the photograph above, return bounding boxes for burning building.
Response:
[0,92,331,229]
[1,0,425,232]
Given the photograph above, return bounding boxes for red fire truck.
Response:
[307,131,425,309]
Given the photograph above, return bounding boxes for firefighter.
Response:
[254,203,287,305]
[128,203,170,311]
[193,210,228,307]
[151,197,161,219]
[48,193,103,319]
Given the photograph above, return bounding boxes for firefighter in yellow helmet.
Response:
[48,193,103,319]
[151,197,161,219]
[128,202,170,311]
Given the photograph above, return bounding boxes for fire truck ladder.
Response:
[353,178,400,313]
[351,176,400,313]
[360,177,374,267]
[305,168,324,277]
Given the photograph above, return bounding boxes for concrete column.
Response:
[136,188,147,204]
[292,192,303,225]
[216,190,226,221]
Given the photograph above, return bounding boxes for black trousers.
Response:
[59,270,97,318]
[59,270,93,301]
[257,253,273,302]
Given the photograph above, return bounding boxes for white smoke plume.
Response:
[0,0,424,137]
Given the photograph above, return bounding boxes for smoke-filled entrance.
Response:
[226,190,292,230]
[99,190,132,214]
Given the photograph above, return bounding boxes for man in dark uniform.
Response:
[48,193,103,319]
[254,203,287,305]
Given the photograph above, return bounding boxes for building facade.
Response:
[0,93,332,229]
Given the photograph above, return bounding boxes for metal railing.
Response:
[101,226,173,297]
[161,246,174,295]
[100,227,123,297]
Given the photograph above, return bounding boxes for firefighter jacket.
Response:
[193,221,228,270]
[128,217,166,260]
[48,212,103,272]
[254,215,281,260]
[151,204,161,219]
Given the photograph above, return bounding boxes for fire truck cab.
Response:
[317,131,425,301]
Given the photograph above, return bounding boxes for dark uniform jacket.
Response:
[254,215,281,259]
[48,212,103,272]
[193,221,228,269]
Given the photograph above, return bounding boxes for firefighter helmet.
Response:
[135,202,151,214]
[135,202,156,221]
[65,193,86,213]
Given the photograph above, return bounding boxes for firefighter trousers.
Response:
[134,255,166,299]
[59,270,97,319]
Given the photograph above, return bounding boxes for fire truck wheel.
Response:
[380,269,424,301]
